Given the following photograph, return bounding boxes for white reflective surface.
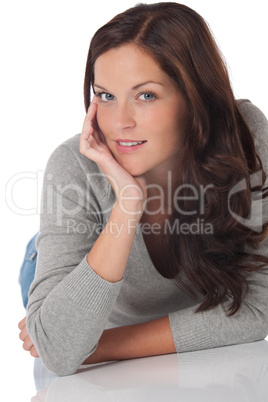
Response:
[31,340,268,401]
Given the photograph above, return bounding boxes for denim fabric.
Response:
[19,232,39,309]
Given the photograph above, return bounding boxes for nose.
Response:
[113,101,136,130]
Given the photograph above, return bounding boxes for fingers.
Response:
[80,131,102,162]
[82,95,98,136]
[23,334,39,357]
[22,335,34,351]
[18,316,40,358]
[80,97,109,162]
[80,96,100,157]
[18,316,32,350]
[30,346,39,358]
[19,325,28,342]
[18,316,26,330]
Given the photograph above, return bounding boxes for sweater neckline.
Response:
[134,222,169,281]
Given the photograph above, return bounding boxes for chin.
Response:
[120,163,145,177]
[126,167,145,177]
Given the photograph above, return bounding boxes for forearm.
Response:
[83,316,176,365]
[26,193,142,375]
[87,202,142,282]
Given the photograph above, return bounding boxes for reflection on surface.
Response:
[32,340,268,401]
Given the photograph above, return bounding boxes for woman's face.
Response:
[93,44,187,178]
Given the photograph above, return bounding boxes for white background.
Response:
[1,0,267,400]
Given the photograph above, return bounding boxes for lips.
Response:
[115,139,147,153]
[117,140,146,147]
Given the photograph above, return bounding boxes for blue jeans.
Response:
[19,233,38,309]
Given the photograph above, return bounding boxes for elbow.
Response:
[26,318,77,376]
[34,346,97,377]
[41,357,81,377]
[32,340,98,376]
[251,319,268,342]
[26,316,96,377]
[240,312,268,345]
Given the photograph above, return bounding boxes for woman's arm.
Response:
[86,203,141,283]
[19,315,176,364]
[25,100,147,377]
[81,96,146,283]
[83,316,176,365]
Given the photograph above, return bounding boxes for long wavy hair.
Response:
[84,2,268,315]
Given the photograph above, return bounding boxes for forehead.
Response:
[94,44,171,87]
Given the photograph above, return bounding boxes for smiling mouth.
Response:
[117,140,147,147]
[114,139,147,153]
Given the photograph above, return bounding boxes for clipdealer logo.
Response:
[228,171,268,233]
[5,170,268,234]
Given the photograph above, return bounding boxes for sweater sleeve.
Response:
[26,140,122,376]
[169,101,268,353]
[169,252,268,352]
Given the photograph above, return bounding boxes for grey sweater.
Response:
[27,100,268,376]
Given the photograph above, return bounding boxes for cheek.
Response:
[151,109,180,140]
[96,108,111,136]
[160,109,185,150]
[142,105,182,130]
[165,104,187,141]
[139,106,164,126]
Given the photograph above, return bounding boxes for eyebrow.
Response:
[93,81,164,91]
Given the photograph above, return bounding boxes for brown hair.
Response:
[84,2,268,315]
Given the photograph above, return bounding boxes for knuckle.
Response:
[18,317,26,329]
[22,336,33,351]
[30,347,38,357]
[22,342,29,351]
[80,143,86,155]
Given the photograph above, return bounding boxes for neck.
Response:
[143,162,181,218]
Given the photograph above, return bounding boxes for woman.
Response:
[19,2,268,376]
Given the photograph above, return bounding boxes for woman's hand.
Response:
[80,97,147,216]
[18,317,39,358]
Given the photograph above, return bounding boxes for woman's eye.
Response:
[138,92,156,101]
[97,92,114,102]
